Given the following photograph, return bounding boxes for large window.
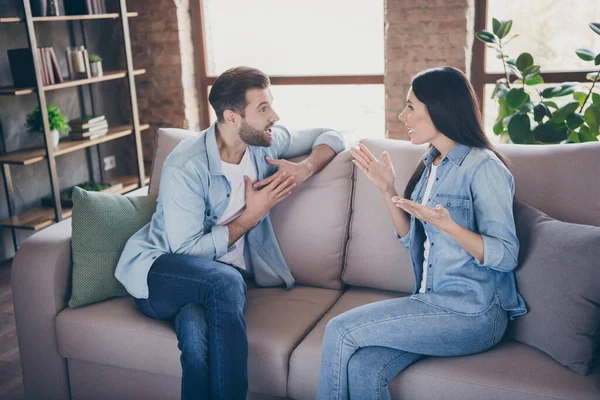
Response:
[472,1,600,140]
[194,0,385,144]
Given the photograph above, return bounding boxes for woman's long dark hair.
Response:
[403,67,508,199]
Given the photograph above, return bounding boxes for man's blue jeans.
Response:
[134,254,247,400]
[317,296,508,400]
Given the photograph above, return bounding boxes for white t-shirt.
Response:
[419,163,439,293]
[216,149,257,271]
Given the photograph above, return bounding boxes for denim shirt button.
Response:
[446,202,451,207]
[206,210,211,216]
[431,242,434,246]
[428,264,432,268]
[227,193,230,198]
[213,216,217,220]
[427,288,432,292]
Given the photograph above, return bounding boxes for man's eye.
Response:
[259,108,266,112]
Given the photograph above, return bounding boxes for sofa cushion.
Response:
[343,139,427,291]
[289,287,406,400]
[148,128,199,196]
[149,128,353,290]
[509,201,600,375]
[500,142,600,226]
[270,151,353,289]
[69,187,157,308]
[288,287,600,400]
[56,285,342,398]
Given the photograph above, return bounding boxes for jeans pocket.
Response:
[135,298,160,320]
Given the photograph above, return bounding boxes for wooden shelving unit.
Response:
[0,69,145,96]
[0,12,138,23]
[0,1,148,249]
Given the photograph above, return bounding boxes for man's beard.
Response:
[239,119,273,147]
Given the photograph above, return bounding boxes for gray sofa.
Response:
[11,129,600,399]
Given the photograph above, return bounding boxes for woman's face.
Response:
[398,87,441,145]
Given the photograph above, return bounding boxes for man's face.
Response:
[238,87,280,147]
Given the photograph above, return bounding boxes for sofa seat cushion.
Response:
[56,285,342,397]
[288,287,600,400]
[289,287,407,399]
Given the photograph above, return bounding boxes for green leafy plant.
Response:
[476,20,600,144]
[88,54,103,63]
[25,105,70,135]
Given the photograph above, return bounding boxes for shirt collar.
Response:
[205,122,223,175]
[423,142,471,167]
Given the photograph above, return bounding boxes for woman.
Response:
[317,67,527,400]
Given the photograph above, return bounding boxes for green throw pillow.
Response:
[69,186,157,308]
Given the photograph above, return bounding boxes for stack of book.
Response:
[69,115,109,140]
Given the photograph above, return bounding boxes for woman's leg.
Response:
[140,253,248,400]
[348,346,424,400]
[317,296,506,400]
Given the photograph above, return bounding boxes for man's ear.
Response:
[223,110,238,125]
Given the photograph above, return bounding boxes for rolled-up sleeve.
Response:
[160,165,230,259]
[471,158,519,272]
[395,229,411,249]
[271,125,346,159]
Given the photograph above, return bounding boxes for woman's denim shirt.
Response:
[398,143,527,319]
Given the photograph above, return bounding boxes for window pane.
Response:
[485,1,600,73]
[202,0,384,76]
[209,85,385,145]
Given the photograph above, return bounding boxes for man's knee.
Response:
[175,303,209,357]
[213,267,246,305]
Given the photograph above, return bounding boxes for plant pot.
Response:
[50,129,59,149]
[30,0,47,17]
[90,61,103,78]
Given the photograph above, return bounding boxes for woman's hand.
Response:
[351,144,396,193]
[392,197,456,234]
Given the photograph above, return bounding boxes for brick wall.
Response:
[127,0,200,167]
[385,0,475,139]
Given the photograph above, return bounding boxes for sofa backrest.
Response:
[342,138,600,292]
[148,128,353,290]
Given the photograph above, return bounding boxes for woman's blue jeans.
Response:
[134,254,248,400]
[317,296,508,400]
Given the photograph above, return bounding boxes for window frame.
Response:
[191,0,384,129]
[470,1,596,117]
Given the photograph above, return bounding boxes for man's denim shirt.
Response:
[115,123,345,299]
[398,143,527,320]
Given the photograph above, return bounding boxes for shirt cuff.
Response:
[395,229,411,249]
[313,131,346,154]
[211,224,230,259]
[478,234,502,268]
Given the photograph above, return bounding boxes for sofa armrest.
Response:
[11,219,73,400]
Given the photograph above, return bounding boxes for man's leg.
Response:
[174,303,211,399]
[144,254,248,400]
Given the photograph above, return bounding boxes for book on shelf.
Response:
[64,0,93,15]
[48,0,60,16]
[69,129,109,140]
[69,115,106,127]
[70,120,109,134]
[66,46,90,80]
[48,48,65,83]
[7,49,36,88]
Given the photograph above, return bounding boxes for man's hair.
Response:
[209,66,270,123]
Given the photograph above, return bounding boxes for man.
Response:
[115,66,345,400]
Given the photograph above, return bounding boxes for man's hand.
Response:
[243,172,296,226]
[253,157,312,189]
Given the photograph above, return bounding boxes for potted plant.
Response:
[89,54,103,77]
[476,20,600,144]
[25,105,70,149]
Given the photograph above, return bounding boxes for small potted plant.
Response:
[89,54,103,77]
[26,105,70,149]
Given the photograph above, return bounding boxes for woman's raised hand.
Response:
[350,144,396,193]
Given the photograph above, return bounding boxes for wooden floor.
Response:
[0,259,24,399]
